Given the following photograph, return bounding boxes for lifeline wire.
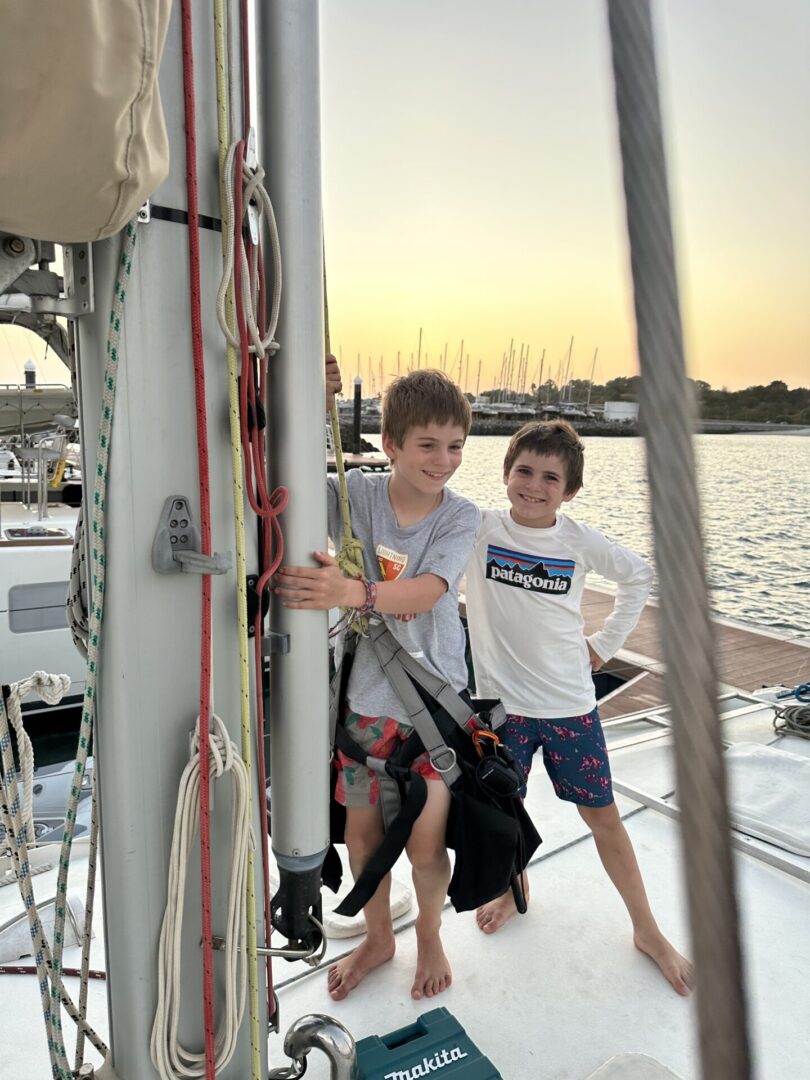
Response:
[606,2,751,1076]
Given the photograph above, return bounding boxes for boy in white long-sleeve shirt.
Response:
[464,420,693,995]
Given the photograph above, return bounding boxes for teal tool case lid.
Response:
[356,1007,502,1079]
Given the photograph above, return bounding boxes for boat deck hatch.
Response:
[4,525,71,539]
[2,525,72,543]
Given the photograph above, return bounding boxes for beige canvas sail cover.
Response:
[0,0,172,243]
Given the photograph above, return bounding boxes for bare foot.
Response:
[475,890,524,935]
[634,928,694,996]
[327,935,395,1001]
[411,930,452,1000]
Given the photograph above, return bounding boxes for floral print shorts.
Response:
[335,711,440,808]
[499,708,613,806]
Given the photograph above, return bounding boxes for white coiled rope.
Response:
[0,672,107,1078]
[0,672,50,846]
[150,714,253,1079]
[215,138,282,359]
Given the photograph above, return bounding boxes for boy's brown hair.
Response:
[503,419,585,493]
[381,369,472,447]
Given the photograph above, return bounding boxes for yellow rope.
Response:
[49,457,66,489]
[324,284,368,632]
[213,5,261,1076]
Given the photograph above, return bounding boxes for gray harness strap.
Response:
[365,755,403,831]
[330,619,505,827]
[366,619,468,787]
[368,620,476,731]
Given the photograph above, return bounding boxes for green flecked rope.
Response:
[51,220,138,1070]
[0,222,135,1078]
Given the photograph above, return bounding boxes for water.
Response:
[367,433,810,638]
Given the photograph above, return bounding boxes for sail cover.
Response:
[0,0,172,242]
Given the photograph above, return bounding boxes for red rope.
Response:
[180,2,217,1074]
[251,245,278,1021]
[0,964,106,980]
[240,0,252,134]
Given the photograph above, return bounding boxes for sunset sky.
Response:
[2,0,807,392]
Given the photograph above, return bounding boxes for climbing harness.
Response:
[326,619,540,918]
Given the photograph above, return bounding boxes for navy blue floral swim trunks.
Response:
[498,708,613,806]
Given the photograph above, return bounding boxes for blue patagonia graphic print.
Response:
[485,543,574,594]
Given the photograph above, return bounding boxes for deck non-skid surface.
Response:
[6,794,806,1079]
[3,659,809,1078]
[271,784,807,1079]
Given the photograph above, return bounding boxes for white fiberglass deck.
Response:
[2,698,808,1078]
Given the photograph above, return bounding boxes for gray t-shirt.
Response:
[328,470,480,722]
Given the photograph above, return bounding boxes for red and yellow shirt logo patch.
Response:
[376,544,408,581]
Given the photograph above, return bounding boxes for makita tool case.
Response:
[356,1008,502,1079]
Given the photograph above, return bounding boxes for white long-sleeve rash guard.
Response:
[464,508,652,718]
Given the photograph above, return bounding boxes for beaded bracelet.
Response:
[357,576,377,615]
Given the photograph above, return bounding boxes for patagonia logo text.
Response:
[485,543,574,594]
[384,1046,469,1079]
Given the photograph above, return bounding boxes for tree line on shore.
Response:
[483,377,810,426]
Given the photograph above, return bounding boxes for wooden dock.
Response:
[326,452,388,473]
[583,587,810,719]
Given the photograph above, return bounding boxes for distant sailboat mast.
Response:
[586,347,598,414]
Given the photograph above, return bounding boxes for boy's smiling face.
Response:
[504,449,577,528]
[382,422,466,499]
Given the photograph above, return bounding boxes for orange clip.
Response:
[472,728,501,758]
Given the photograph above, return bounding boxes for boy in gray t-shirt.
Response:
[277,364,479,1004]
